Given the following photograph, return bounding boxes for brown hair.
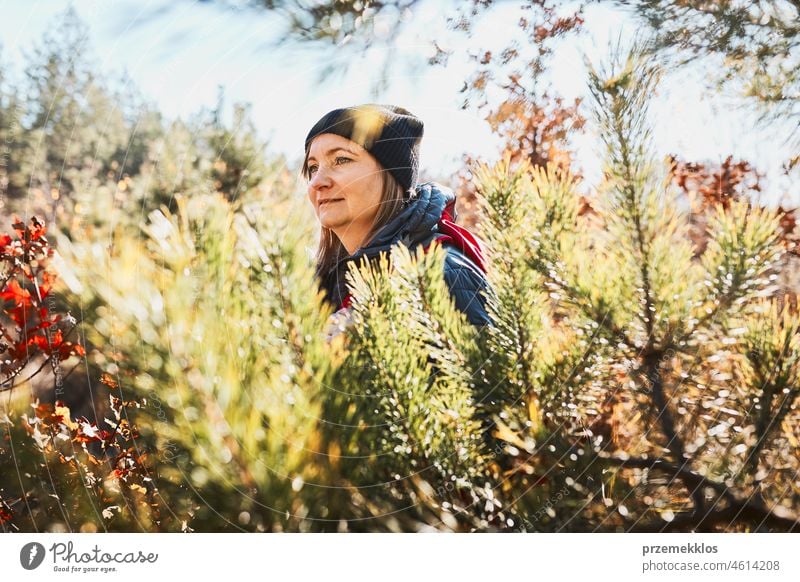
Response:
[302,151,407,281]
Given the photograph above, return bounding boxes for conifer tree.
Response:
[460,43,794,531]
[323,244,507,530]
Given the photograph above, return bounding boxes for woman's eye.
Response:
[307,157,350,179]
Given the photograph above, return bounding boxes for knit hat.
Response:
[304,103,424,195]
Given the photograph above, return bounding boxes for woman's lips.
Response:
[319,199,343,206]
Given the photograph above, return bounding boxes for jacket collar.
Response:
[323,181,455,277]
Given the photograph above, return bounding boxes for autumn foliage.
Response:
[1,216,84,390]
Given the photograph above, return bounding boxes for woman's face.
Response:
[306,133,384,252]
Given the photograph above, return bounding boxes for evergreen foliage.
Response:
[620,0,800,141]
[1,16,797,533]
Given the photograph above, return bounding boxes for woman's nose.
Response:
[309,166,331,190]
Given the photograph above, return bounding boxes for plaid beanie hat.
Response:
[304,103,424,195]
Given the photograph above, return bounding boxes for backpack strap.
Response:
[341,293,353,309]
[430,200,487,273]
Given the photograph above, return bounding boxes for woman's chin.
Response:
[318,212,348,230]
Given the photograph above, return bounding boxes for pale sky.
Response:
[0,0,796,208]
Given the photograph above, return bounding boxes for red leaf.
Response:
[0,279,32,306]
[6,302,36,328]
[34,402,54,417]
[0,505,12,524]
[29,335,51,351]
[29,217,46,241]
[7,338,32,361]
[11,215,24,236]
[58,340,85,359]
[40,271,55,297]
[75,433,100,444]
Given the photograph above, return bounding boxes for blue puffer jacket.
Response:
[319,182,493,327]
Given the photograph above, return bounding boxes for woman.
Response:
[302,103,492,338]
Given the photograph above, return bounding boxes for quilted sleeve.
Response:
[441,251,493,328]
